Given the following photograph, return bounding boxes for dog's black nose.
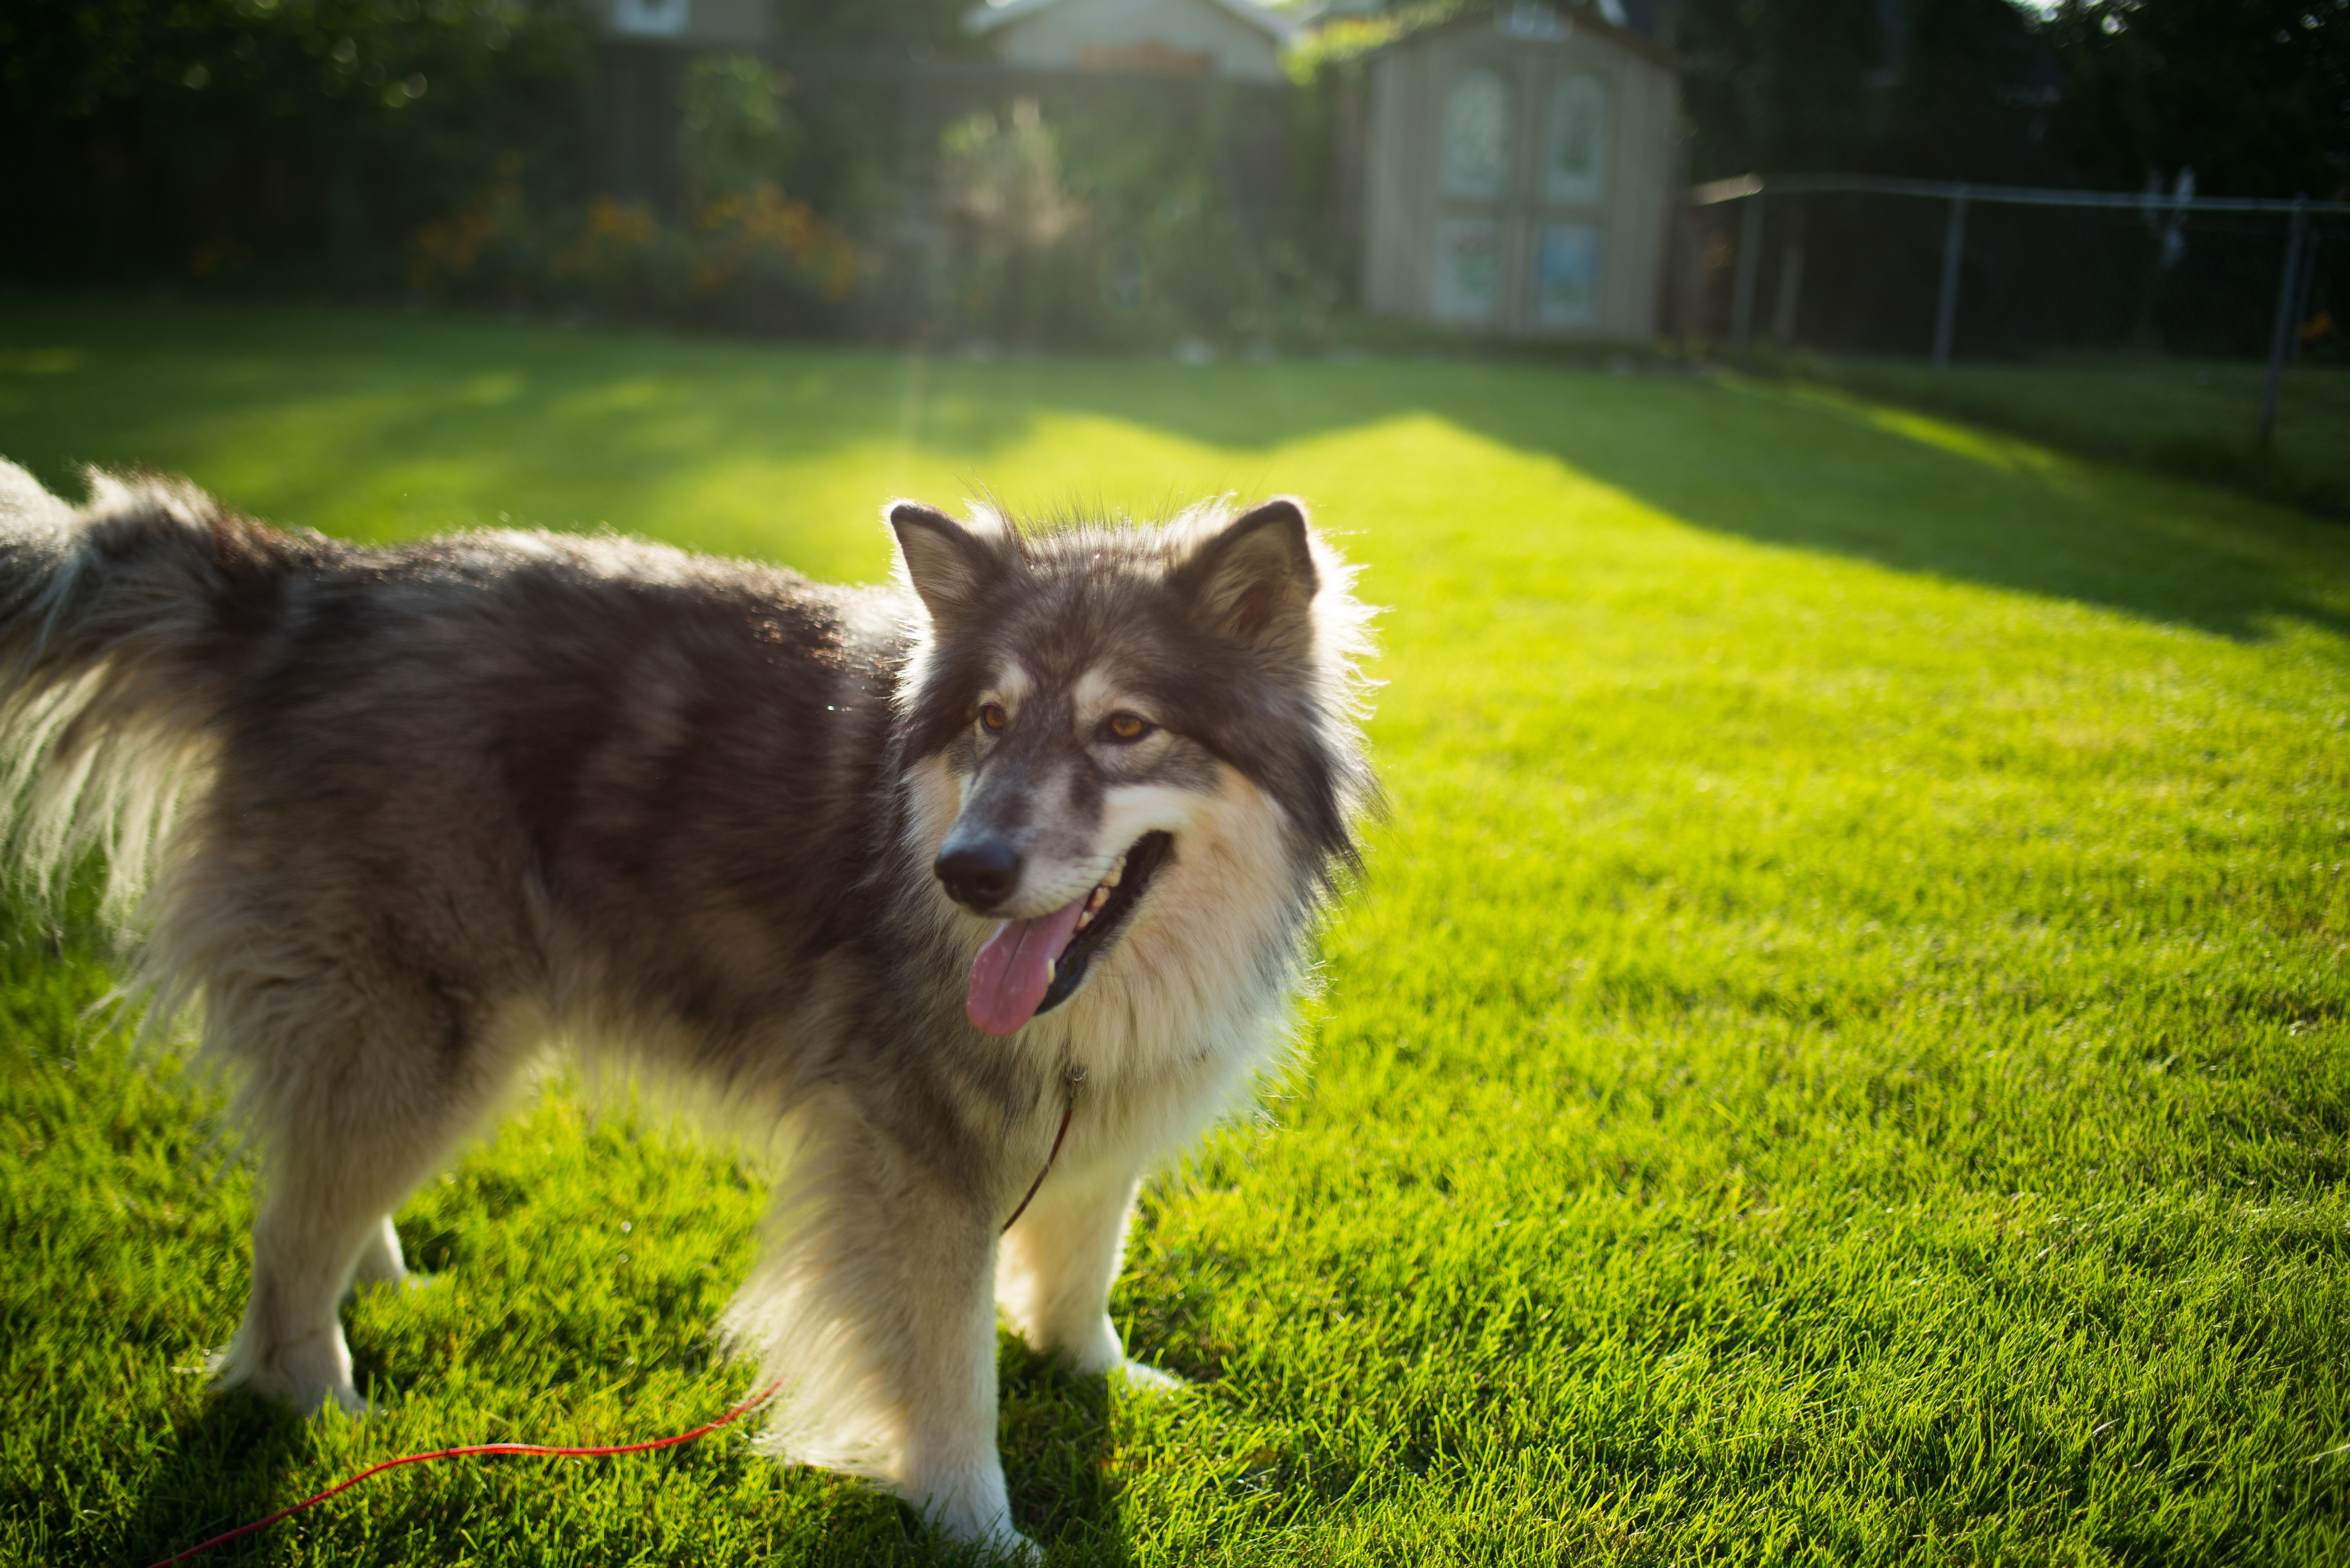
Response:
[935,840,1021,911]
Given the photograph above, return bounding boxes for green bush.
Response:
[403,51,855,335]
[897,94,1313,351]
[680,52,803,207]
[3,1,1343,349]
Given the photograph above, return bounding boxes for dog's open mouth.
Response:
[965,831,1173,1036]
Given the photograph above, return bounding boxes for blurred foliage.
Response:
[0,0,594,286]
[1665,0,2349,198]
[1279,0,1469,77]
[1668,0,2058,183]
[940,99,1086,258]
[921,100,1090,343]
[2038,0,2350,200]
[894,93,1327,351]
[0,0,1318,350]
[681,53,803,207]
[406,56,854,335]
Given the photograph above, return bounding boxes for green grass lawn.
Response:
[1816,350,2350,514]
[4,295,2350,1565]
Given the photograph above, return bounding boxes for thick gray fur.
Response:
[0,459,1374,1556]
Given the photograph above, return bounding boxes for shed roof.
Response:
[1365,1,1675,72]
[965,0,1297,43]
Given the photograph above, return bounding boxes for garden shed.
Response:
[1361,0,1679,338]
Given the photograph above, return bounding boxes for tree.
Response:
[0,0,593,285]
[1670,0,2059,180]
[2039,0,2350,199]
[1670,0,1884,179]
[1872,0,2063,182]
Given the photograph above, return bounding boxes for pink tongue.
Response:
[967,896,1090,1036]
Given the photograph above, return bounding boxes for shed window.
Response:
[1432,218,1502,322]
[1545,74,1609,206]
[1535,222,1600,326]
[1439,69,1511,200]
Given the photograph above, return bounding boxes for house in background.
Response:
[964,0,1297,83]
[602,0,772,47]
[1360,0,1680,339]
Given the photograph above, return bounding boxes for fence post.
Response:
[2260,197,2309,451]
[1772,237,1806,347]
[1675,200,1705,342]
[1931,188,1968,372]
[1731,191,1764,358]
[2290,231,2321,364]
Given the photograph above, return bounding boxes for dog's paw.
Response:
[207,1337,373,1416]
[914,1497,1039,1564]
[1110,1358,1187,1397]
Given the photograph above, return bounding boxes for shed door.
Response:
[1430,66,1511,325]
[1425,54,1619,335]
[1535,73,1609,328]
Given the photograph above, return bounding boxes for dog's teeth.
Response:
[1103,858,1124,887]
[1087,886,1109,911]
[1075,908,1095,930]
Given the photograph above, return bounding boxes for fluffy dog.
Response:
[0,459,1373,1553]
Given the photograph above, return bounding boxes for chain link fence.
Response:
[1686,176,2347,428]
[1678,176,2349,512]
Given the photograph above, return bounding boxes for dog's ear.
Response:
[0,459,70,531]
[887,501,1009,627]
[1179,498,1319,659]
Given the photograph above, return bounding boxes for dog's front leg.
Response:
[348,1214,410,1289]
[885,1194,1022,1551]
[997,1161,1180,1390]
[731,1103,1031,1556]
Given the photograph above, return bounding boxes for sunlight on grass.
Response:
[1773,377,2076,480]
[1822,351,2350,504]
[2,297,2348,1566]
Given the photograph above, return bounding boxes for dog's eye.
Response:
[979,703,1008,732]
[1104,712,1153,743]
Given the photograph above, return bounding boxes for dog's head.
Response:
[886,497,1371,1036]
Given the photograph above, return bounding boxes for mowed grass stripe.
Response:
[0,297,2345,1564]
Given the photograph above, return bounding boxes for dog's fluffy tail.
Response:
[0,459,330,925]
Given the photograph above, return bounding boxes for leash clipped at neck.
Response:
[1000,1069,1084,1233]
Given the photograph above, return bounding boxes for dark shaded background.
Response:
[1,0,2342,350]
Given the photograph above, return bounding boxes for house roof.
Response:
[965,0,1298,43]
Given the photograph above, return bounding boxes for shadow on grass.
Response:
[102,1392,1126,1567]
[1040,359,2350,646]
[105,1349,1136,1566]
[114,1391,315,1568]
[4,295,2345,645]
[996,1338,1135,1563]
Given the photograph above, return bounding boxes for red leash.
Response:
[146,1075,1082,1565]
[142,1375,788,1568]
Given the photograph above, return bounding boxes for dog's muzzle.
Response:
[952,831,1175,1035]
